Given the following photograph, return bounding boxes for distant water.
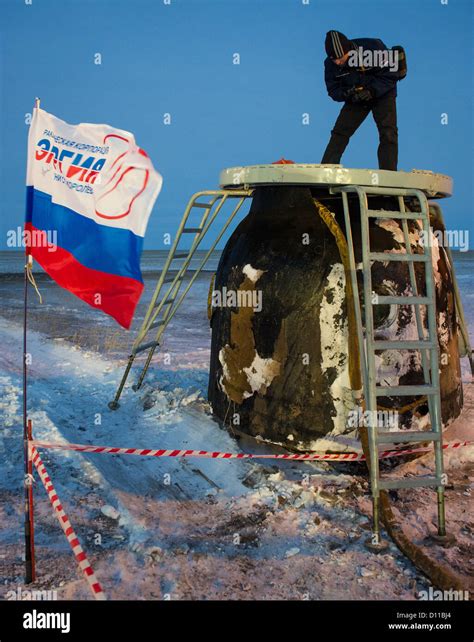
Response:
[0,249,222,276]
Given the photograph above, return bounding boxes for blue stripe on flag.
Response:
[26,186,144,282]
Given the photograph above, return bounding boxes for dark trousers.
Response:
[321,93,398,170]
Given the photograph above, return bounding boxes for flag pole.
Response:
[23,97,40,583]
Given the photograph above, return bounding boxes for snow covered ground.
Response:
[0,252,473,601]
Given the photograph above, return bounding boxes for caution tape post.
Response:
[31,446,106,601]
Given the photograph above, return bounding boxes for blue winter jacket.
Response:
[324,38,398,102]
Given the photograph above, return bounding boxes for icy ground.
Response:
[0,316,473,601]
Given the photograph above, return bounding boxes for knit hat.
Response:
[325,31,352,59]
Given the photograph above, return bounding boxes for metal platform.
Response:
[219,164,453,199]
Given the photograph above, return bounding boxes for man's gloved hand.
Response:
[343,86,359,100]
[351,87,373,103]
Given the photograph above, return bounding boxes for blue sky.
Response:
[1,0,472,249]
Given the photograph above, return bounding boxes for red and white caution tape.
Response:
[31,446,106,601]
[28,437,472,600]
[30,439,473,462]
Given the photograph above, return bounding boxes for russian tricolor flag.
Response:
[25,106,162,329]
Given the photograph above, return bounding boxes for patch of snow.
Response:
[305,435,362,454]
[429,229,441,276]
[285,547,300,558]
[437,311,450,348]
[242,264,265,283]
[319,263,352,434]
[375,219,421,247]
[242,353,280,399]
[101,505,120,520]
[218,347,231,394]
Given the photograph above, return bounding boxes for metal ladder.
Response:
[109,188,253,409]
[331,184,447,546]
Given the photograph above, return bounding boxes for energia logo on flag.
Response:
[25,106,162,329]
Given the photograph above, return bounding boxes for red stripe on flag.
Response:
[25,223,143,329]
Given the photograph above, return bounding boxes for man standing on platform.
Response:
[321,30,402,171]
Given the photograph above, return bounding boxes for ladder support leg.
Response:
[133,344,159,391]
[419,192,448,536]
[437,487,446,537]
[372,493,381,542]
[108,354,136,410]
[366,491,388,552]
[357,187,386,545]
[368,422,384,545]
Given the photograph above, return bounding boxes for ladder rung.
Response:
[135,340,160,354]
[369,252,429,263]
[372,339,435,350]
[155,298,175,307]
[149,320,166,330]
[163,275,183,284]
[367,210,426,220]
[172,253,189,259]
[377,430,440,444]
[193,202,213,209]
[379,476,441,490]
[183,227,203,233]
[375,385,438,397]
[375,295,432,305]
